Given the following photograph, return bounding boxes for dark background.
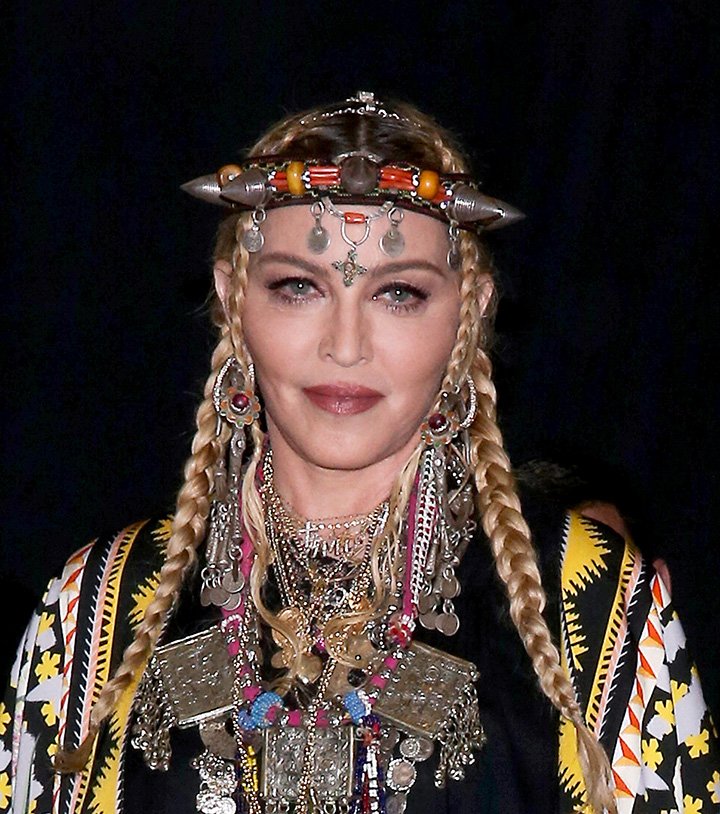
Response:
[3,2,718,715]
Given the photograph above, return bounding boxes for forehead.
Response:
[260,203,450,258]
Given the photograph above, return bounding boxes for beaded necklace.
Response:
[133,446,484,814]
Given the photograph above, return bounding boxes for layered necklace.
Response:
[133,447,484,814]
[261,451,391,691]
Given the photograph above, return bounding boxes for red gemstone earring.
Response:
[202,355,260,609]
[420,376,477,447]
[212,356,261,430]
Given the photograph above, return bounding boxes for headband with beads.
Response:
[181,92,524,281]
[182,156,524,233]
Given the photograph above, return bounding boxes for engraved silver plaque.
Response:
[150,629,479,743]
[261,725,354,802]
[373,641,479,739]
[154,626,234,728]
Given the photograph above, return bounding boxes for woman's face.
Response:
[218,205,466,473]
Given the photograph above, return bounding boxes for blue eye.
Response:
[267,276,320,304]
[285,279,311,296]
[385,287,412,303]
[373,282,429,312]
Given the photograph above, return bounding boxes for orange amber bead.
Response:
[217,164,242,187]
[286,161,306,195]
[417,170,440,200]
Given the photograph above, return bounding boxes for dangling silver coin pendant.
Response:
[243,208,267,253]
[380,228,405,257]
[308,225,331,254]
[380,206,405,258]
[242,227,264,253]
[307,201,331,254]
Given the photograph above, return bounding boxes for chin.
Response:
[298,438,406,472]
[276,418,419,472]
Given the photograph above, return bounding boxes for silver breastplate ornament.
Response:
[133,410,483,814]
[133,627,483,814]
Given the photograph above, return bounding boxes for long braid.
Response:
[428,130,616,811]
[442,238,614,811]
[467,350,615,813]
[55,217,253,771]
[54,328,235,771]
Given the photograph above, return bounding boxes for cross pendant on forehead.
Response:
[332,248,368,286]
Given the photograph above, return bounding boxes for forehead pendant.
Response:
[379,206,405,258]
[332,248,367,287]
[324,199,391,286]
[306,201,331,254]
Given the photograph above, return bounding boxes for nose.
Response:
[319,297,372,367]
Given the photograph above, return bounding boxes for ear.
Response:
[213,260,233,315]
[476,275,495,318]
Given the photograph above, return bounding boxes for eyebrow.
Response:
[258,252,331,279]
[372,259,447,279]
[258,252,447,279]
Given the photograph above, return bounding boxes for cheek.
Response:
[378,311,459,403]
[241,293,311,381]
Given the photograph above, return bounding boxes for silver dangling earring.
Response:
[212,356,261,432]
[447,219,461,270]
[415,376,477,635]
[419,375,476,448]
[242,207,267,253]
[379,206,405,257]
[307,200,331,254]
[201,357,260,609]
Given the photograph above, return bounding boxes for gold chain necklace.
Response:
[261,451,389,670]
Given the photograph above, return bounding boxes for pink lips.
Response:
[302,384,384,416]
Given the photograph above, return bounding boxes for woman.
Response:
[2,92,717,814]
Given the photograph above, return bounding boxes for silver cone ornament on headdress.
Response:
[181,158,524,232]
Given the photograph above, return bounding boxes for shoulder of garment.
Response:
[0,516,176,814]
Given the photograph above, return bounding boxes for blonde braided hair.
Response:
[444,231,615,812]
[54,330,235,771]
[56,98,616,812]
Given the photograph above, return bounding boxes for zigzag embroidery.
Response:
[118,569,163,810]
[80,539,117,707]
[66,535,120,814]
[558,715,586,801]
[127,578,159,629]
[585,538,641,733]
[70,521,147,814]
[608,582,669,811]
[559,512,639,809]
[598,635,634,741]
[94,532,137,683]
[87,740,122,813]
[87,533,162,812]
[151,516,173,549]
[561,517,612,599]
[53,542,93,814]
[562,599,589,673]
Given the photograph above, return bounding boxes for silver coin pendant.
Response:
[242,228,264,253]
[380,229,405,257]
[307,225,331,254]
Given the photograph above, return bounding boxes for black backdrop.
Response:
[3,2,719,714]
